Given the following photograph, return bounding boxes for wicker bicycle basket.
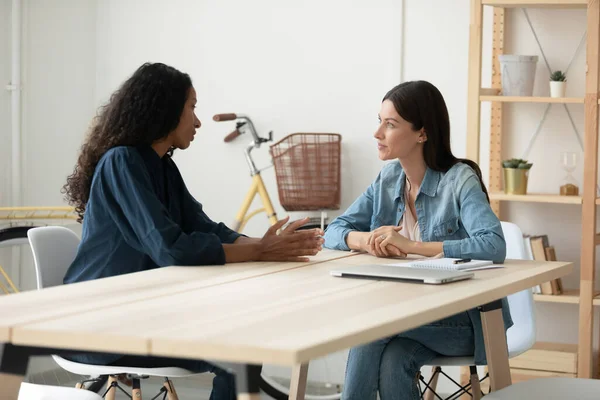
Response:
[269,133,342,212]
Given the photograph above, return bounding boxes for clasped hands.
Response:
[364,225,413,258]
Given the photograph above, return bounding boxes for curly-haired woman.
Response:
[62,62,323,399]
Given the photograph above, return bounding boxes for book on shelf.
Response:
[522,234,563,295]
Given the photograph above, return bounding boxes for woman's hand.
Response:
[257,217,324,262]
[280,217,324,238]
[373,227,415,256]
[365,226,408,258]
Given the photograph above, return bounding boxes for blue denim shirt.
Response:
[324,161,513,365]
[64,145,241,366]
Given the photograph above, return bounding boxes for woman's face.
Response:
[374,99,425,161]
[170,87,201,150]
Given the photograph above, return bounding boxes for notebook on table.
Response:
[403,258,498,272]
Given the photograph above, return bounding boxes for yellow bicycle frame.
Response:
[233,174,278,233]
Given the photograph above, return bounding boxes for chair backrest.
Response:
[19,382,102,400]
[27,226,81,290]
[501,221,536,358]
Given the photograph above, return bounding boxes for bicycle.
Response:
[213,113,279,232]
[214,114,344,399]
[213,113,341,233]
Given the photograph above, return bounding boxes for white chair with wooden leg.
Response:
[420,221,536,400]
[27,226,195,400]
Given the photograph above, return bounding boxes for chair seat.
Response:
[19,382,103,400]
[484,377,600,399]
[430,347,527,367]
[53,355,196,378]
[429,356,475,366]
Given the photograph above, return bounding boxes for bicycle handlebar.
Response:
[213,113,272,175]
[213,113,237,122]
[223,129,242,143]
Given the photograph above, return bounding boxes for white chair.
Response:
[19,382,103,399]
[27,226,196,399]
[421,221,536,400]
[483,377,600,399]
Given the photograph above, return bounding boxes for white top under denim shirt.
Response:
[324,160,513,365]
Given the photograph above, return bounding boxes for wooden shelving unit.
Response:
[467,0,600,379]
[534,289,600,305]
[489,192,584,204]
[481,0,587,7]
[480,95,585,103]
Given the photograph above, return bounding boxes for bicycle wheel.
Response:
[259,362,343,400]
[0,226,39,246]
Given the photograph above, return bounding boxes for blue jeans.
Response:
[341,311,475,400]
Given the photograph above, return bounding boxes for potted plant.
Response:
[550,70,567,98]
[502,158,533,195]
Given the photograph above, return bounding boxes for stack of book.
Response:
[524,234,563,295]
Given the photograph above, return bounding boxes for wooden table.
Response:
[0,250,572,399]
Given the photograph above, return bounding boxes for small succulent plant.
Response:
[550,70,567,82]
[502,158,533,169]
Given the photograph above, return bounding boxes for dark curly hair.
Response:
[62,62,193,222]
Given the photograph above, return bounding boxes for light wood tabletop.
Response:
[0,251,573,399]
[0,249,353,343]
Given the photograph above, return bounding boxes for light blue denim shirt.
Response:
[324,161,513,365]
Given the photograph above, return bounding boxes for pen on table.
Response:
[453,258,472,264]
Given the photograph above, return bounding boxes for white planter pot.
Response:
[498,55,538,96]
[550,81,566,98]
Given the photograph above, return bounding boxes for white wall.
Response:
[1,0,97,375]
[3,0,96,295]
[95,0,403,238]
[0,0,14,313]
[22,0,97,208]
[0,0,11,204]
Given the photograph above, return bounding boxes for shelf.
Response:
[482,0,586,8]
[534,289,600,305]
[480,95,584,104]
[489,192,583,204]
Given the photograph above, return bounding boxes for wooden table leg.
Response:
[289,363,309,400]
[0,373,23,400]
[233,364,262,400]
[0,344,31,400]
[479,300,512,392]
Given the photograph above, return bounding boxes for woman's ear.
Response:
[418,129,427,144]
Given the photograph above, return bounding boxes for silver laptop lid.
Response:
[330,264,474,285]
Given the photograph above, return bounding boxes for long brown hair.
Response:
[383,80,490,202]
[62,62,193,222]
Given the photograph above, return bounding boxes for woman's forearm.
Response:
[409,241,444,257]
[346,231,370,252]
[222,243,260,263]
[234,236,260,244]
